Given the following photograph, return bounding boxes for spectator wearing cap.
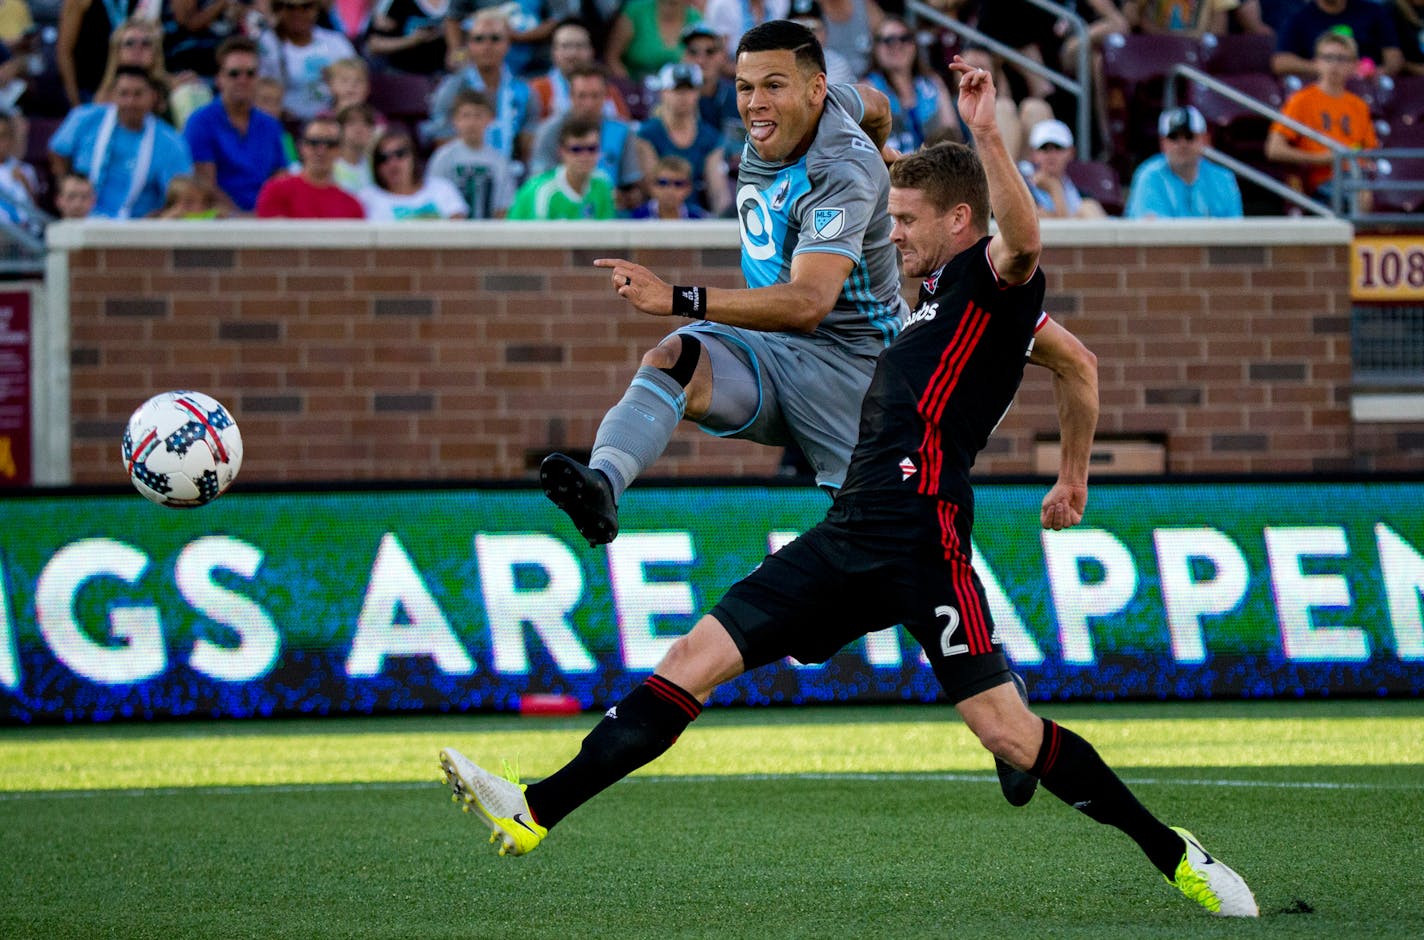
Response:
[529,20,632,123]
[1125,105,1243,219]
[1272,0,1404,79]
[1265,30,1377,210]
[862,16,959,154]
[635,61,730,214]
[605,0,703,83]
[529,62,643,206]
[1019,119,1106,219]
[680,23,743,156]
[786,0,858,84]
[702,0,788,56]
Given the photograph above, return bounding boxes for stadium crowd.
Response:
[0,0,1419,225]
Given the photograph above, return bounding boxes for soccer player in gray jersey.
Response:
[542,19,1039,810]
[542,19,904,544]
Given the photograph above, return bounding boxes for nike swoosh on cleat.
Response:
[513,812,538,834]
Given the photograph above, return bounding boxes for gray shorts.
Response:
[676,322,880,489]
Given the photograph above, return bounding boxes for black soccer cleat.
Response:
[996,671,1040,807]
[540,452,619,546]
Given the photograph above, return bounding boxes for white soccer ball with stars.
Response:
[121,390,243,508]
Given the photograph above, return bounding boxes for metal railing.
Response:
[907,0,1092,161]
[1165,63,1424,224]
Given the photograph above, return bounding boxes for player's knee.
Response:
[656,616,742,699]
[640,335,701,387]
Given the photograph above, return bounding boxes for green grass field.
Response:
[3,699,1423,939]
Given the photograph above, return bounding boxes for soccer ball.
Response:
[121,391,243,508]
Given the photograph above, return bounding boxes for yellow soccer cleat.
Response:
[1167,826,1259,917]
[438,747,547,857]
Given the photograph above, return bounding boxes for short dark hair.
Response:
[215,35,259,66]
[337,102,377,125]
[889,142,990,231]
[113,64,153,85]
[559,116,601,146]
[450,89,494,117]
[565,62,607,85]
[735,20,825,75]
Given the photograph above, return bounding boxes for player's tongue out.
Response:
[749,121,776,142]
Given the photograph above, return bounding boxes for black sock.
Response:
[1031,718,1186,878]
[523,676,702,829]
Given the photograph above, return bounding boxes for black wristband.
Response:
[672,285,706,318]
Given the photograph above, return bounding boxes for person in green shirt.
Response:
[508,117,617,220]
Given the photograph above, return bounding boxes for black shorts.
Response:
[709,508,1011,705]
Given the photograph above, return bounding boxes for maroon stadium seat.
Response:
[367,70,438,123]
[1374,121,1424,214]
[1101,33,1203,170]
[1066,160,1125,216]
[1199,33,1275,76]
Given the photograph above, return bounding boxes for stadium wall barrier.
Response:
[2,480,1421,723]
[34,217,1408,490]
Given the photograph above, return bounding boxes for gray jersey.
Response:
[735,83,906,357]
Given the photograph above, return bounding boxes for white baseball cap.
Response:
[1028,119,1073,150]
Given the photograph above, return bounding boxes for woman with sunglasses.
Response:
[861,17,957,155]
[93,18,208,127]
[358,127,468,220]
[634,61,729,214]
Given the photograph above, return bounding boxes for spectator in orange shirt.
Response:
[1265,30,1378,210]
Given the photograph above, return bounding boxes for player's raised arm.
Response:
[948,57,1040,285]
[1029,318,1099,530]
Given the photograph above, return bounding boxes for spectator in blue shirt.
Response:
[48,65,194,219]
[183,36,289,215]
[1125,106,1243,220]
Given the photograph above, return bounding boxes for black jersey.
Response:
[836,235,1047,511]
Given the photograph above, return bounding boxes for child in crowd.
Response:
[335,102,377,193]
[156,175,222,219]
[627,154,708,219]
[426,89,517,219]
[256,76,301,169]
[55,172,97,220]
[322,57,383,121]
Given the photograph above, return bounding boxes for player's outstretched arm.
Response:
[1030,318,1098,530]
[593,253,852,333]
[947,56,1040,285]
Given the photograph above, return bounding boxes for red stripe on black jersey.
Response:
[952,558,993,655]
[914,302,990,495]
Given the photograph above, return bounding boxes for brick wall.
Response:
[48,219,1377,485]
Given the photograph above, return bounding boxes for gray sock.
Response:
[590,366,686,500]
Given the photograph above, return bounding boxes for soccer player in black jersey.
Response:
[438,58,1259,918]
